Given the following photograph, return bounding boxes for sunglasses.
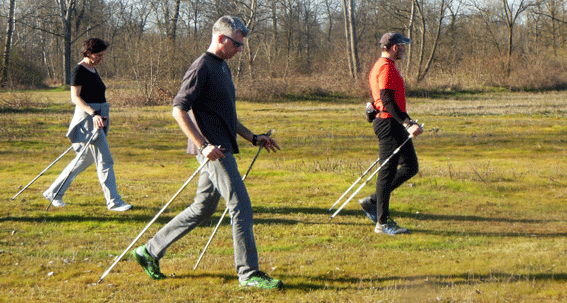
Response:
[225,35,244,48]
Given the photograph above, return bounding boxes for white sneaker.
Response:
[108,202,132,212]
[51,198,66,208]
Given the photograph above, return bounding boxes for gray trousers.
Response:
[146,153,259,282]
[43,129,124,208]
[43,102,123,209]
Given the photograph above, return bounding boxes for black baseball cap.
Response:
[380,32,411,49]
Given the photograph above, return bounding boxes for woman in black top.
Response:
[43,38,131,211]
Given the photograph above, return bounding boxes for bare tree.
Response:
[231,0,262,78]
[2,0,566,92]
[471,0,534,77]
[501,0,534,76]
[170,0,181,41]
[343,0,360,80]
[322,0,338,42]
[529,0,567,55]
[278,0,301,73]
[150,0,182,42]
[414,0,447,82]
[56,0,75,85]
[19,0,104,84]
[1,0,16,86]
[405,0,416,72]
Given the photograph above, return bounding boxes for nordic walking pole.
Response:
[11,146,73,201]
[46,129,99,211]
[327,157,380,212]
[329,125,423,221]
[97,159,209,284]
[192,130,272,270]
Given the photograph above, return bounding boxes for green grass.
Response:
[1,90,567,302]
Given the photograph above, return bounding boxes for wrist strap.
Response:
[199,142,210,154]
[405,120,416,129]
[252,135,258,146]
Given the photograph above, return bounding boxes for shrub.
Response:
[4,50,47,88]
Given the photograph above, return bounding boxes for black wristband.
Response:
[405,120,416,129]
[252,135,258,146]
[92,110,101,117]
[199,142,210,154]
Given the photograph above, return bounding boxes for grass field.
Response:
[1,89,566,302]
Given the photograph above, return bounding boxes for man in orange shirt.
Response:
[359,32,423,235]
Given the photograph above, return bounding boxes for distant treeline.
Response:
[2,0,567,99]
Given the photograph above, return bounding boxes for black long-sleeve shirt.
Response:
[380,89,410,124]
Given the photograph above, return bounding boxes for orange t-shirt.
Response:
[368,57,406,118]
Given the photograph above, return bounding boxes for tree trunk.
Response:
[1,0,16,86]
[507,26,513,77]
[343,0,359,80]
[242,0,259,79]
[269,1,278,76]
[342,0,353,78]
[416,0,426,79]
[417,0,445,82]
[502,0,532,77]
[168,0,181,42]
[348,0,360,79]
[57,0,75,85]
[324,0,334,42]
[503,0,512,77]
[405,0,415,73]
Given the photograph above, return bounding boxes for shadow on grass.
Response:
[394,210,562,224]
[0,212,315,228]
[253,206,561,225]
[0,213,177,226]
[4,206,565,238]
[0,205,338,226]
[411,228,567,238]
[122,271,567,292]
[277,272,567,291]
[170,271,236,281]
[0,105,73,115]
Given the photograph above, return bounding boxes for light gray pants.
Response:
[43,129,124,209]
[146,153,259,282]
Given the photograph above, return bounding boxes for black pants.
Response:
[371,118,419,224]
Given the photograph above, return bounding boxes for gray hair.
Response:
[212,16,249,37]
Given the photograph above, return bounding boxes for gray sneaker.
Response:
[44,193,66,207]
[358,196,377,223]
[374,218,410,235]
[51,197,66,208]
[108,202,132,212]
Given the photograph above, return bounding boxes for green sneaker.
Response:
[240,271,283,290]
[132,245,167,280]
